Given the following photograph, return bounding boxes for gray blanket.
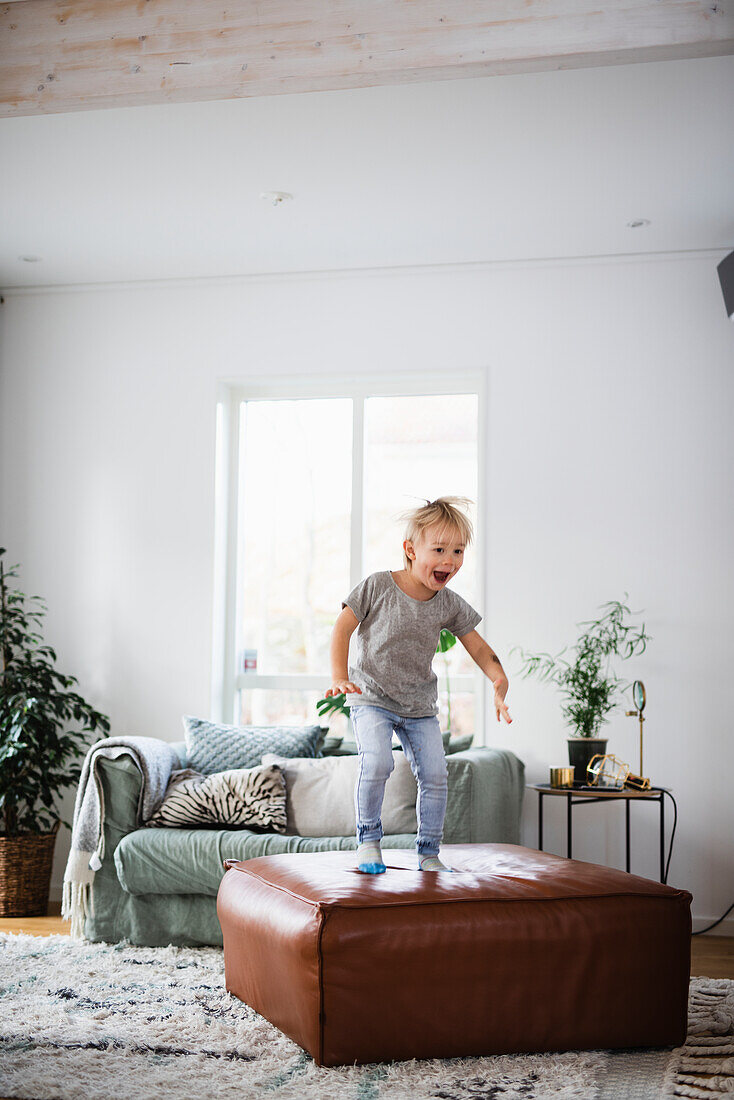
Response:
[61,736,180,939]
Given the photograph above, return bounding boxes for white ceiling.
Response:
[1,54,732,289]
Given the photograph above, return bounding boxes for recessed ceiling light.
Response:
[260,191,293,207]
[18,255,42,262]
[626,219,651,229]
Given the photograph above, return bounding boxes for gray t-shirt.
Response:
[342,570,482,718]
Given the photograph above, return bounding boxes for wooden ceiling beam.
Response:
[1,0,733,118]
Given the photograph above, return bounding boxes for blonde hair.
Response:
[399,496,474,570]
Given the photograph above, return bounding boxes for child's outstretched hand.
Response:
[494,678,512,724]
[325,680,362,698]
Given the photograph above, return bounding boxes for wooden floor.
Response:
[1,904,733,978]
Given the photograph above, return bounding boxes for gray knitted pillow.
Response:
[183,715,323,775]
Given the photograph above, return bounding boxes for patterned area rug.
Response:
[0,933,731,1100]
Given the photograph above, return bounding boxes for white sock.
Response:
[419,854,452,872]
[357,842,386,874]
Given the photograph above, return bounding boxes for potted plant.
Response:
[0,549,110,916]
[510,595,651,784]
[437,628,457,734]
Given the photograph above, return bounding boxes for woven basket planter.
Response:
[0,820,60,917]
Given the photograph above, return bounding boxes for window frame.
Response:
[212,370,488,744]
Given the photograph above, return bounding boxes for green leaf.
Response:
[436,629,457,654]
[316,694,350,719]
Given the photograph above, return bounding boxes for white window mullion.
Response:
[224,396,243,725]
[350,395,364,590]
[476,371,489,747]
[235,674,331,692]
[210,399,227,724]
[211,386,241,725]
[235,674,477,692]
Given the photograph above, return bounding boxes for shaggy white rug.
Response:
[0,933,731,1100]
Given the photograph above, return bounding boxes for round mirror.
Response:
[633,680,646,712]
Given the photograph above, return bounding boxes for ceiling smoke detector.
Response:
[260,191,293,207]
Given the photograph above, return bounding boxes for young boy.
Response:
[326,496,512,874]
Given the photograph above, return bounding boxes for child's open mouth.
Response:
[433,571,450,583]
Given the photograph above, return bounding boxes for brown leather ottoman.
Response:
[217,843,692,1067]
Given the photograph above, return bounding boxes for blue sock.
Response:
[357,842,386,874]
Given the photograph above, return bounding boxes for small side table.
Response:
[529,783,671,883]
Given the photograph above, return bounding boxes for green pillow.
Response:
[320,735,344,756]
[446,733,474,754]
[328,731,474,756]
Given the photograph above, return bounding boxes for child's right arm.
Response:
[325,606,363,698]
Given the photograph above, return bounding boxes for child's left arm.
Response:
[457,630,512,724]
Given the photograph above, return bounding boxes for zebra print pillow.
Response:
[144,763,287,833]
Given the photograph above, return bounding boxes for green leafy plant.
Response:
[0,549,110,836]
[316,692,351,723]
[510,595,651,738]
[437,628,457,732]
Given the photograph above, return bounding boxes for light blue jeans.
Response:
[350,704,448,857]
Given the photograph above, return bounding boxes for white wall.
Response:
[1,253,732,931]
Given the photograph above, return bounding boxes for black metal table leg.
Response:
[660,791,666,883]
[625,798,631,872]
[531,786,670,881]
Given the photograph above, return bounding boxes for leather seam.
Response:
[227,867,690,908]
[316,904,327,1067]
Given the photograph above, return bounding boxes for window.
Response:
[213,374,485,743]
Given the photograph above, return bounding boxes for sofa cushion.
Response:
[183,715,322,774]
[334,732,474,756]
[113,827,417,897]
[320,735,344,755]
[446,733,474,753]
[262,751,418,837]
[144,764,287,833]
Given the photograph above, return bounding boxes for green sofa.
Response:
[84,739,525,947]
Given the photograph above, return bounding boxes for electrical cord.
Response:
[662,789,733,936]
[693,902,734,936]
[662,788,677,885]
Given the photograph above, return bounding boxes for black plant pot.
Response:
[567,738,608,785]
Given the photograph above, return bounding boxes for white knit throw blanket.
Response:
[61,736,180,939]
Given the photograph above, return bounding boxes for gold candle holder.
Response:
[550,766,575,788]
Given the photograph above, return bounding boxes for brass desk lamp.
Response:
[626,680,647,776]
[586,682,651,791]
